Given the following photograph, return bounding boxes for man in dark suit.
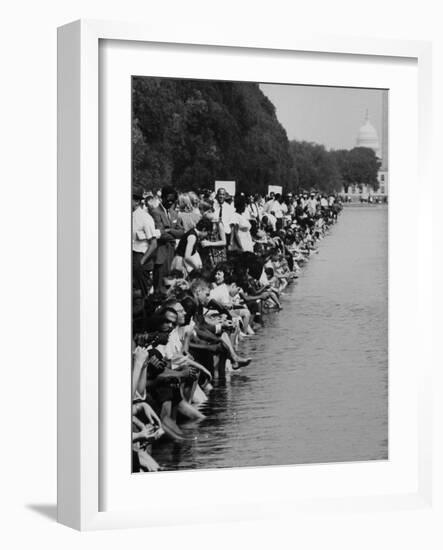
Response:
[149,186,184,290]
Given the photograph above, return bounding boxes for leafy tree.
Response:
[347,147,381,191]
[289,141,342,194]
[331,149,351,193]
[332,147,381,192]
[132,77,296,195]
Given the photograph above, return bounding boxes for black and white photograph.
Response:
[131,76,388,473]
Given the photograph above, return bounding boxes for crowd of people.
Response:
[132,185,343,472]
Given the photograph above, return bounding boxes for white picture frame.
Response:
[57,19,434,531]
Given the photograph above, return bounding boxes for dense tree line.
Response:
[331,147,381,193]
[289,142,381,194]
[133,77,295,195]
[132,77,381,195]
[289,141,342,193]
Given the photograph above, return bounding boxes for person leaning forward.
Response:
[150,186,184,290]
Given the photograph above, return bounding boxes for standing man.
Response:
[307,192,318,217]
[265,193,284,230]
[132,188,159,297]
[264,192,275,215]
[212,188,235,246]
[150,186,184,290]
[274,194,285,230]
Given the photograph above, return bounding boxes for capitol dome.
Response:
[356,111,380,158]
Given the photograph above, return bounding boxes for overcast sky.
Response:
[260,83,384,151]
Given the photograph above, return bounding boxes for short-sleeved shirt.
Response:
[210,283,232,307]
[263,212,277,231]
[230,212,254,252]
[265,199,283,218]
[132,207,157,253]
[213,201,235,234]
[157,323,195,367]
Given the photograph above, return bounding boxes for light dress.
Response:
[230,212,254,252]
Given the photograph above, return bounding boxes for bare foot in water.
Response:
[138,449,161,472]
[162,416,196,442]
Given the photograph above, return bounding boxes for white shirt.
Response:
[259,269,268,285]
[132,207,158,253]
[264,199,274,214]
[246,202,261,221]
[157,328,183,361]
[157,323,195,367]
[273,201,284,218]
[210,283,232,307]
[264,199,283,218]
[307,198,317,215]
[213,201,235,234]
[230,212,254,252]
[263,212,277,231]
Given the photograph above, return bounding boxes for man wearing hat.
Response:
[132,188,159,296]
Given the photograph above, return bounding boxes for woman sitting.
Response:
[138,308,200,439]
[189,278,252,372]
[156,299,213,412]
[171,218,213,276]
[210,268,255,336]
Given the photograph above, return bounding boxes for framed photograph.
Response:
[57,19,433,530]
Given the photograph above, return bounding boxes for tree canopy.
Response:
[332,147,381,192]
[289,141,342,194]
[132,77,381,196]
[132,77,295,195]
[289,141,381,194]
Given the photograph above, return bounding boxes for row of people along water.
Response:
[132,187,343,472]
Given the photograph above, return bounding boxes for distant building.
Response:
[357,109,381,157]
[378,91,389,197]
[344,94,389,201]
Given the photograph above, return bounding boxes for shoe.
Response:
[232,357,251,369]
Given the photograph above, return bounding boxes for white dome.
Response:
[356,111,380,157]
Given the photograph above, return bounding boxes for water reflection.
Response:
[152,206,388,471]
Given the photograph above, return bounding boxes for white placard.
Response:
[268,185,283,195]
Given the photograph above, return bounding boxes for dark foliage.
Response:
[132,78,296,195]
[132,77,381,196]
[332,147,381,192]
[289,141,342,194]
[290,141,381,194]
